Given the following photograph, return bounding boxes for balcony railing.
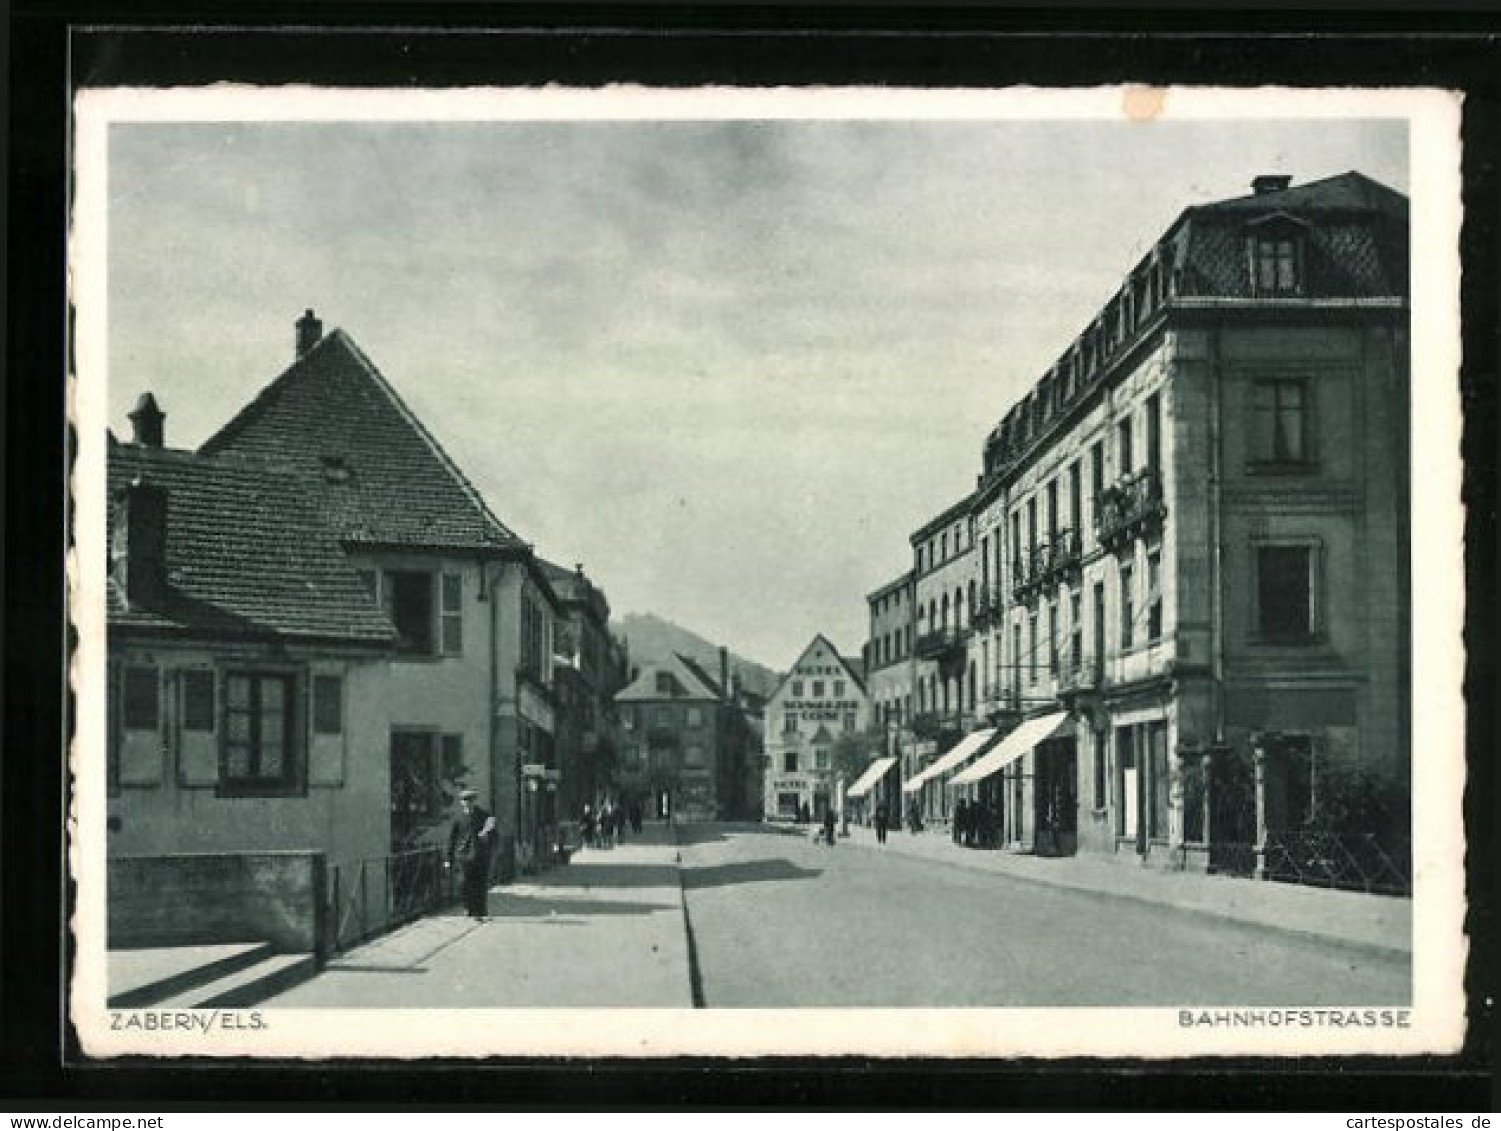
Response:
[972,583,1007,630]
[1011,544,1053,604]
[1096,469,1166,552]
[1043,528,1083,581]
[911,710,965,740]
[1055,657,1104,699]
[915,625,970,661]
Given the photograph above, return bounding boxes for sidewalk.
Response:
[264,821,693,1007]
[835,822,1412,958]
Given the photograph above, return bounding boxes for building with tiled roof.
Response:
[875,172,1410,893]
[614,651,759,821]
[762,634,873,822]
[105,399,404,921]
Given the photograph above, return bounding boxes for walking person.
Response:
[953,798,967,845]
[822,804,837,847]
[581,803,596,851]
[874,801,889,845]
[448,789,497,920]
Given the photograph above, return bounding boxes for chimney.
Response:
[719,646,729,703]
[296,309,323,358]
[111,478,169,608]
[127,392,165,448]
[1252,174,1292,196]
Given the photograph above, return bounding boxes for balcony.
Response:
[911,710,966,741]
[1055,657,1104,702]
[915,625,970,662]
[1011,544,1050,605]
[972,583,1004,630]
[1042,528,1083,583]
[1096,469,1166,552]
[978,686,1023,724]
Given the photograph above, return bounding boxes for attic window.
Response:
[1253,233,1301,295]
[320,455,354,484]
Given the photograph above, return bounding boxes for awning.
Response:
[901,728,1000,793]
[949,711,1074,787]
[847,755,897,798]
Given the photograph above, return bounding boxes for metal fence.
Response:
[1206,832,1410,896]
[325,847,453,955]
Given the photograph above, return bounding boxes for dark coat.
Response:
[450,803,496,864]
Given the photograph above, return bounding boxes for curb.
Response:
[844,830,1412,962]
[669,824,706,1008]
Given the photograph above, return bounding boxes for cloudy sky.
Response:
[104,102,1407,667]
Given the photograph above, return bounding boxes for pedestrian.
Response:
[822,804,837,847]
[874,801,889,845]
[448,788,496,920]
[582,803,596,850]
[630,800,643,834]
[953,798,967,845]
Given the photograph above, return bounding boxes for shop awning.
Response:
[846,755,897,798]
[949,712,1073,787]
[901,727,1000,793]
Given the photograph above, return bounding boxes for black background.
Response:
[5,3,1496,1110]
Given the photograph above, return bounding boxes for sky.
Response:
[104,105,1408,669]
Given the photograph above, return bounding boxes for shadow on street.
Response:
[528,862,680,889]
[681,858,822,889]
[486,893,676,918]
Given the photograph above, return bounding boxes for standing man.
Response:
[449,788,497,920]
[874,800,889,845]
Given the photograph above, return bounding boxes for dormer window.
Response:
[1247,215,1308,297]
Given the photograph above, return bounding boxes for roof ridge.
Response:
[326,330,523,548]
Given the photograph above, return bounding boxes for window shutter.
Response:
[119,664,164,786]
[176,669,219,788]
[441,573,463,655]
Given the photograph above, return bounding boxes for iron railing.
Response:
[1262,829,1412,896]
[914,626,969,661]
[325,846,452,955]
[1096,469,1166,551]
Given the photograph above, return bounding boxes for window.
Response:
[1069,462,1082,534]
[834,680,845,698]
[1026,498,1037,553]
[1048,600,1059,674]
[1028,613,1038,684]
[1254,235,1299,295]
[1146,393,1162,474]
[815,748,830,770]
[687,706,704,729]
[312,674,343,735]
[1046,480,1058,540]
[656,671,675,696]
[784,752,798,773]
[387,571,435,656]
[183,670,215,732]
[622,709,635,732]
[441,734,465,780]
[1147,551,1163,643]
[784,713,799,735]
[1148,722,1170,838]
[1251,379,1311,465]
[440,573,463,655]
[1091,440,1105,514]
[812,680,825,698]
[1120,564,1135,650]
[1117,417,1134,478]
[792,680,804,698]
[123,665,159,731]
[940,532,948,561]
[1012,623,1023,696]
[1256,544,1316,641]
[654,707,671,727]
[1070,588,1083,671]
[685,744,705,768]
[222,672,299,793]
[1092,728,1107,810]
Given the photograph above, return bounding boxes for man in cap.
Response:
[448,788,497,920]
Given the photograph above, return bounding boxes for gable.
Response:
[200,330,522,554]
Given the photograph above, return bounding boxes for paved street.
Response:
[262,821,1407,1009]
[678,824,1410,1008]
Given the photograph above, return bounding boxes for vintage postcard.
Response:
[69,84,1466,1058]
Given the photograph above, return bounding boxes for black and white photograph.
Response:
[68,84,1466,1059]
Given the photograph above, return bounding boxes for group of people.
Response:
[951,797,1001,849]
[581,798,644,850]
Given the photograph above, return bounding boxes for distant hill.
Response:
[616,613,782,700]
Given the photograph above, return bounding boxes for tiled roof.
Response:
[200,330,523,553]
[107,441,396,645]
[614,654,722,703]
[1195,170,1408,220]
[676,653,725,699]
